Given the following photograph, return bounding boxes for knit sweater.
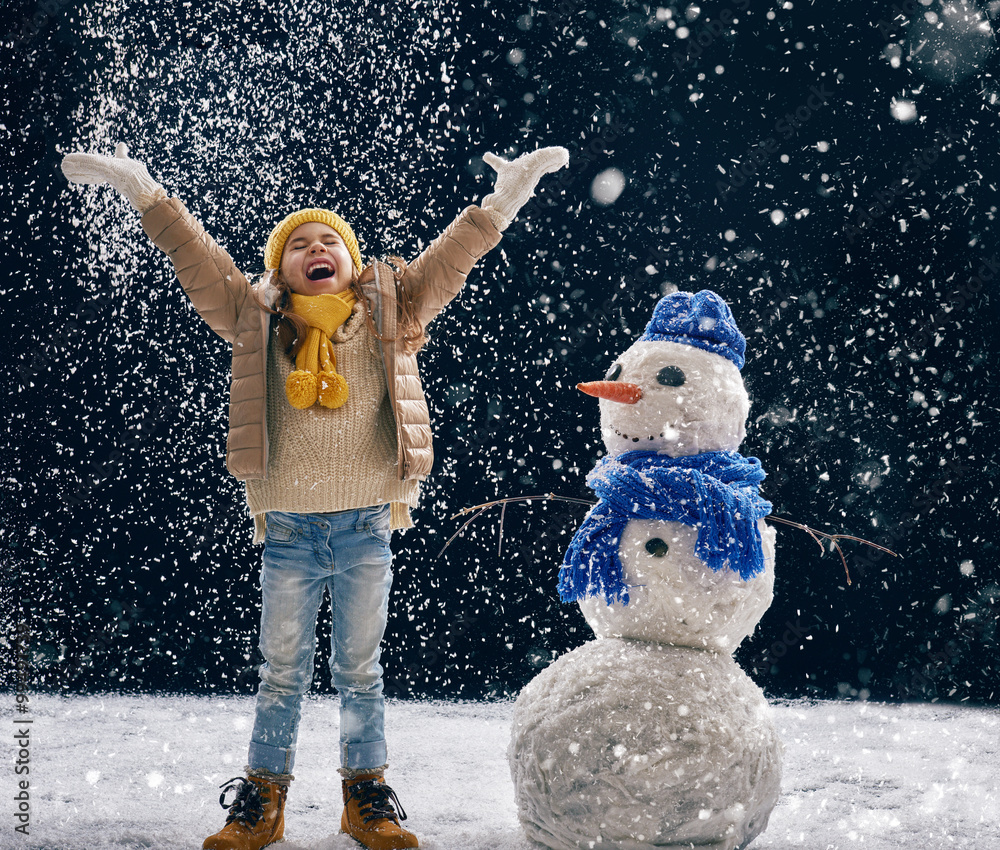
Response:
[245,301,419,543]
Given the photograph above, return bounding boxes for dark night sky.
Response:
[2,0,998,704]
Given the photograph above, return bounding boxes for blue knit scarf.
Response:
[557,450,772,606]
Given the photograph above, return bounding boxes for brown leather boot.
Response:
[341,772,418,849]
[203,772,290,850]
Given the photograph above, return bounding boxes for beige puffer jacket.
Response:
[141,197,501,481]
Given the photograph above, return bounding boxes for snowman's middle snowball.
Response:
[578,517,776,653]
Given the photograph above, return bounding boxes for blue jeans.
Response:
[248,505,393,774]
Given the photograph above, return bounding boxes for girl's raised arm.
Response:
[61,144,253,343]
[401,145,569,327]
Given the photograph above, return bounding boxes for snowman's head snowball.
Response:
[598,341,749,457]
[578,518,776,652]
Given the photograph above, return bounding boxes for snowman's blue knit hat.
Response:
[640,289,746,370]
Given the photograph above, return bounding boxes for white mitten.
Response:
[61,143,167,213]
[481,146,569,231]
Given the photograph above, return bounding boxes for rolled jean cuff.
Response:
[339,763,388,779]
[248,739,295,775]
[341,739,387,770]
[245,765,295,785]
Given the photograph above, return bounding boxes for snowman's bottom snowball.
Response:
[508,639,782,850]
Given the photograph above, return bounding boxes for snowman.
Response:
[508,290,783,850]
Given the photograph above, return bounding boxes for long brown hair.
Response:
[252,256,428,358]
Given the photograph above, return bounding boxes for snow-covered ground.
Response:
[7,694,999,849]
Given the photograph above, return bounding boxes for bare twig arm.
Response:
[449,493,595,521]
[438,496,898,590]
[438,494,594,558]
[767,515,901,586]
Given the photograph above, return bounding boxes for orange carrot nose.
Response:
[577,381,643,404]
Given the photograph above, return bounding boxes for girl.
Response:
[60,141,568,850]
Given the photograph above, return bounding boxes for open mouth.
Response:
[306,262,335,281]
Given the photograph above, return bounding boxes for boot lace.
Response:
[218,776,270,829]
[346,778,408,825]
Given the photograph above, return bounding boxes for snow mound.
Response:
[508,639,782,849]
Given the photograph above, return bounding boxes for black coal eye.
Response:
[604,362,623,381]
[656,366,685,387]
[645,538,669,557]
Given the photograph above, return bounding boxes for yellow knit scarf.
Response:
[285,290,357,409]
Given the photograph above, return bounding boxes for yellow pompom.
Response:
[317,371,349,409]
[286,370,318,409]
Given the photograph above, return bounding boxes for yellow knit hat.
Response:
[264,208,363,272]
